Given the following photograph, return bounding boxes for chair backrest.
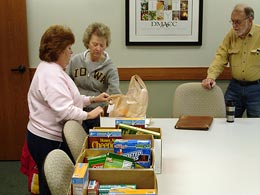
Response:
[43,149,74,195]
[63,120,87,163]
[172,82,226,118]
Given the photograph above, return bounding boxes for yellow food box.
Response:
[109,188,156,194]
[71,163,89,195]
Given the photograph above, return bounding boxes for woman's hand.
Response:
[86,106,104,119]
[91,92,110,103]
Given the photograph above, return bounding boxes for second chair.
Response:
[43,149,74,195]
[172,82,226,118]
[62,120,87,163]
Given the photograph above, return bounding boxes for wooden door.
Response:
[0,0,30,160]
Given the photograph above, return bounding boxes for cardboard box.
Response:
[77,134,155,169]
[71,163,89,195]
[88,169,157,195]
[146,127,162,174]
[100,118,162,174]
[120,127,161,173]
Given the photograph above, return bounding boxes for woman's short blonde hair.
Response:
[39,25,75,62]
[82,22,111,49]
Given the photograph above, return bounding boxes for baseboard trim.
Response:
[29,67,231,81]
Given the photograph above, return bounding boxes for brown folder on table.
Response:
[175,115,213,130]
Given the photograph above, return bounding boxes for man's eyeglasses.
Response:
[229,17,249,26]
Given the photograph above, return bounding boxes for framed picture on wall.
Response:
[125,0,203,46]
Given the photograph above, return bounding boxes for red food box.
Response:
[88,129,122,149]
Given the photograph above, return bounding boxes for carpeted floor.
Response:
[0,161,29,195]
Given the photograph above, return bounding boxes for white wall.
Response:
[26,0,260,68]
[26,0,259,117]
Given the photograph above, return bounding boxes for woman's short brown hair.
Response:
[39,25,75,62]
[82,22,111,49]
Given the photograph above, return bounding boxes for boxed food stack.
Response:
[118,123,162,173]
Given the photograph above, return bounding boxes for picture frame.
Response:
[125,0,203,46]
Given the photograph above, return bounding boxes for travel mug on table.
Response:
[226,100,235,123]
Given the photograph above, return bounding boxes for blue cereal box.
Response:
[115,118,146,128]
[113,139,151,168]
[89,129,122,137]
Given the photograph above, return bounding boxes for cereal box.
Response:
[115,117,146,128]
[113,139,152,168]
[88,129,122,149]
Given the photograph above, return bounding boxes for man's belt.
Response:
[233,78,260,86]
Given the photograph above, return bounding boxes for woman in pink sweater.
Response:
[26,25,110,195]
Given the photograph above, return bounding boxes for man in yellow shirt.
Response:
[202,4,260,117]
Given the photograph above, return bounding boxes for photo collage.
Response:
[140,0,189,21]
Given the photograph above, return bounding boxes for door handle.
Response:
[11,65,26,73]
